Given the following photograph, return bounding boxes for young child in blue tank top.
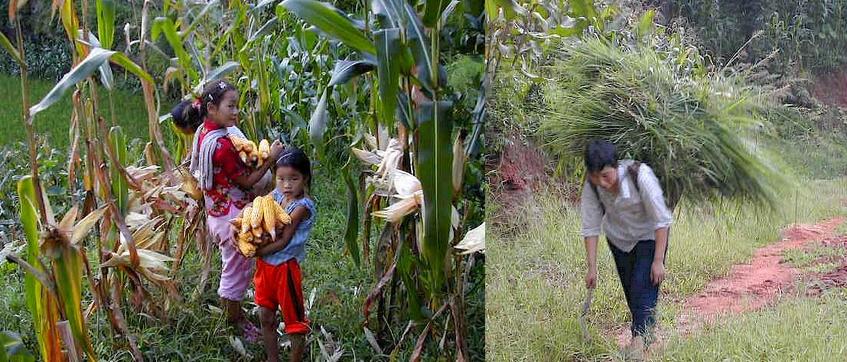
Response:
[253,148,316,362]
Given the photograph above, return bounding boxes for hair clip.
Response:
[218,81,227,90]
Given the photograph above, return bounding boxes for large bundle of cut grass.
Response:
[537,38,789,210]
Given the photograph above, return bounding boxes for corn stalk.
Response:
[1,0,190,360]
[282,0,483,358]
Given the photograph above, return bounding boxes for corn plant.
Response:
[280,0,485,359]
[485,0,620,81]
[1,0,199,360]
[2,0,484,360]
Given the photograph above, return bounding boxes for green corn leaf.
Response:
[203,61,241,86]
[0,331,35,362]
[51,243,95,360]
[569,0,598,20]
[153,17,199,82]
[371,0,403,28]
[397,236,424,321]
[95,0,116,49]
[0,31,23,65]
[309,88,329,159]
[110,127,128,215]
[422,0,449,27]
[30,47,115,117]
[400,3,434,91]
[109,52,153,83]
[415,99,454,299]
[328,59,375,87]
[17,177,62,361]
[281,0,375,54]
[342,162,360,266]
[374,28,402,129]
[248,16,279,42]
[636,9,656,41]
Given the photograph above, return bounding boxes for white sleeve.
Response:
[580,180,603,237]
[637,165,673,229]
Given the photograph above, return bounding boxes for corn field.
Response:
[0,0,485,360]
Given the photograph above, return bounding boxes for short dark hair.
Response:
[276,147,312,190]
[171,79,238,133]
[584,139,618,173]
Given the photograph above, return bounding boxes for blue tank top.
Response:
[261,190,316,265]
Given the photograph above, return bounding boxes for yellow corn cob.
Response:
[273,201,291,225]
[237,233,256,257]
[257,157,264,168]
[239,151,248,164]
[230,136,248,150]
[239,205,251,230]
[251,198,263,229]
[229,217,242,231]
[259,139,270,159]
[262,196,276,238]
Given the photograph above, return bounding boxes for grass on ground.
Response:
[485,179,847,361]
[0,73,149,149]
[661,288,847,362]
[0,156,485,361]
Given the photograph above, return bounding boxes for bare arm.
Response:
[581,180,603,289]
[653,226,668,264]
[584,236,599,289]
[231,140,284,189]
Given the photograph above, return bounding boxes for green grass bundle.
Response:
[537,38,790,210]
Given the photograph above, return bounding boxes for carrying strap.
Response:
[591,161,641,215]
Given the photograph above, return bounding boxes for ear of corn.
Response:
[273,201,291,225]
[251,226,263,238]
[251,198,263,229]
[259,139,270,158]
[262,196,276,239]
[232,195,291,257]
[229,136,272,170]
[229,217,242,231]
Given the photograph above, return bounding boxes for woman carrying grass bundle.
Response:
[183,79,284,340]
[581,140,672,359]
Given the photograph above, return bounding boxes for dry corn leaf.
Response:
[454,223,485,255]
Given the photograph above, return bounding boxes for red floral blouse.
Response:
[197,120,252,217]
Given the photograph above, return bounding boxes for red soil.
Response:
[675,218,843,334]
[613,217,845,348]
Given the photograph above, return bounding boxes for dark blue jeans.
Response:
[608,239,665,339]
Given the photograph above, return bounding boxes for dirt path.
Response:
[611,217,845,349]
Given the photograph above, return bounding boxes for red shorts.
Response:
[254,258,310,335]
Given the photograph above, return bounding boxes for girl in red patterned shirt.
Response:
[185,80,283,340]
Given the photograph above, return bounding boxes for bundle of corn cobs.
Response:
[230,195,292,257]
[229,136,272,168]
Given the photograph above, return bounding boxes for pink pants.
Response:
[206,205,254,301]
